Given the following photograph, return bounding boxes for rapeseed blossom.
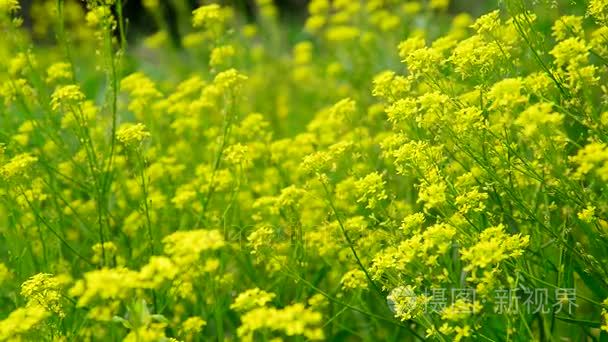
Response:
[0,153,37,180]
[116,123,151,146]
[210,45,235,68]
[2,0,608,340]
[179,316,206,340]
[45,62,72,84]
[192,4,223,28]
[588,0,608,23]
[0,305,49,341]
[21,273,69,317]
[162,229,225,265]
[461,225,529,275]
[237,303,324,341]
[230,288,276,312]
[387,286,430,321]
[354,172,387,209]
[50,84,85,111]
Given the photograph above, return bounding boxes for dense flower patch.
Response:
[1,0,608,340]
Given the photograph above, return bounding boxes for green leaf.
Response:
[112,316,132,329]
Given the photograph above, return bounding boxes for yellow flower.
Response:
[398,36,426,60]
[577,205,596,223]
[230,288,276,312]
[69,267,139,308]
[85,5,114,29]
[247,226,275,254]
[441,299,480,321]
[602,299,608,332]
[515,103,563,137]
[91,241,117,265]
[46,62,72,84]
[50,84,85,111]
[461,224,529,273]
[21,273,70,317]
[192,4,231,32]
[171,186,198,210]
[417,178,447,211]
[213,68,248,92]
[162,229,225,265]
[210,45,236,68]
[120,72,162,116]
[454,325,472,341]
[570,142,608,180]
[0,305,49,341]
[237,303,324,341]
[404,46,443,79]
[387,286,429,321]
[179,316,207,340]
[550,37,589,69]
[8,52,35,76]
[372,71,412,103]
[224,143,252,167]
[355,172,388,209]
[137,256,178,289]
[588,0,608,23]
[340,269,368,291]
[116,123,151,147]
[487,77,527,110]
[471,10,501,35]
[0,153,37,181]
[450,35,504,79]
[400,212,425,234]
[455,187,488,214]
[552,15,584,41]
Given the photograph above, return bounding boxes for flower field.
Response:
[2,0,608,340]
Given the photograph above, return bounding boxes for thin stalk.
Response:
[18,187,93,266]
[136,151,155,254]
[282,267,425,341]
[197,93,236,225]
[319,178,383,296]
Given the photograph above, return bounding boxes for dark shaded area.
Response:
[119,0,491,32]
[122,0,312,47]
[18,0,497,45]
[120,0,494,45]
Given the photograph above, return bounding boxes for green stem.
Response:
[319,178,383,296]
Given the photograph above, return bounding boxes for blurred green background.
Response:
[19,0,502,41]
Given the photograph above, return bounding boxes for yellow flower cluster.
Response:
[21,273,70,317]
[116,123,151,147]
[162,229,225,264]
[387,285,430,321]
[461,225,529,276]
[0,153,37,181]
[230,288,276,312]
[50,84,85,111]
[192,4,223,28]
[237,303,324,341]
[570,142,608,180]
[1,0,608,340]
[0,305,49,341]
[340,269,368,291]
